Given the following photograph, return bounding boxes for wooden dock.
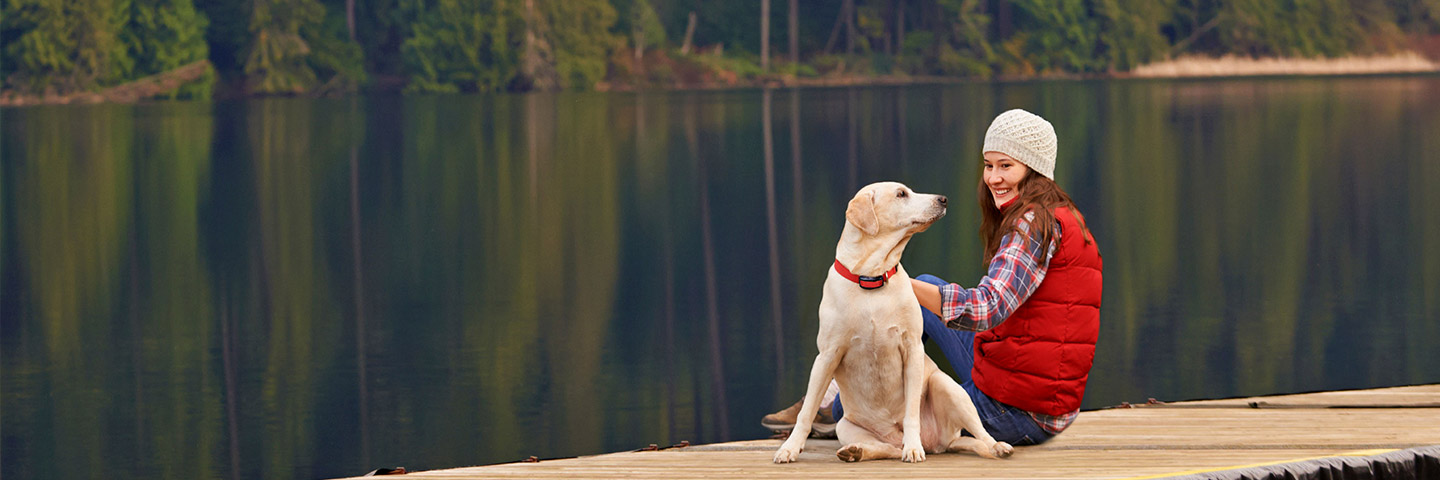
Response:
[342,384,1440,479]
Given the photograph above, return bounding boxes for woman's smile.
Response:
[983,151,1029,208]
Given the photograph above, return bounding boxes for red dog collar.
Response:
[833,259,898,290]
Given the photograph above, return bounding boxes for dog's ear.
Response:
[846,190,879,236]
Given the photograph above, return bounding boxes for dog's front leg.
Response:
[774,348,844,463]
[900,339,927,462]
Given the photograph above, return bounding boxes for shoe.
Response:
[761,396,837,438]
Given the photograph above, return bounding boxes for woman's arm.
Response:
[937,214,1056,331]
[911,278,942,316]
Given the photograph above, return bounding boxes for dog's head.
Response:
[845,182,948,237]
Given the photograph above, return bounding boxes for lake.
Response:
[3,76,1439,479]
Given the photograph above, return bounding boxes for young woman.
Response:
[763,109,1103,446]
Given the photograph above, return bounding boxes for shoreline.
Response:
[4,53,1438,106]
[1125,52,1440,78]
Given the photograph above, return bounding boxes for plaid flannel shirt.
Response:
[938,211,1078,434]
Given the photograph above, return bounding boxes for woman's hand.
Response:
[911,278,942,316]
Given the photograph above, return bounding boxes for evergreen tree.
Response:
[613,0,667,55]
[401,0,520,93]
[528,0,621,90]
[306,0,368,93]
[1096,0,1173,71]
[935,0,995,76]
[1219,0,1366,57]
[3,0,132,93]
[352,0,410,77]
[1009,0,1104,73]
[195,0,249,76]
[125,0,213,99]
[244,0,324,94]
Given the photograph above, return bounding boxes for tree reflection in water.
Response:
[3,77,1439,479]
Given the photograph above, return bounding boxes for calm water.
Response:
[4,77,1440,479]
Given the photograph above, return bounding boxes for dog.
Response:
[773,182,1014,463]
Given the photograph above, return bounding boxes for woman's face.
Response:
[983,151,1030,208]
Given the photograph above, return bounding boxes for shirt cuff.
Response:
[939,282,964,323]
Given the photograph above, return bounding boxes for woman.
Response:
[762,109,1103,446]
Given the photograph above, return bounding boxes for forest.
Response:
[2,0,1439,99]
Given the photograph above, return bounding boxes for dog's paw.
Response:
[992,441,1014,458]
[773,444,803,463]
[901,445,926,463]
[836,444,864,463]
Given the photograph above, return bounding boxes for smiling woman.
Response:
[917,109,1102,445]
[981,153,1026,207]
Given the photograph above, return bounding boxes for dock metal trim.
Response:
[1126,445,1440,480]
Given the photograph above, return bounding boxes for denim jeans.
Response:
[831,273,1053,446]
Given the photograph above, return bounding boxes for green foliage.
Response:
[401,0,519,94]
[1095,0,1173,70]
[540,0,623,89]
[1389,0,1440,33]
[809,54,847,74]
[893,30,933,74]
[3,0,132,93]
[937,42,992,76]
[854,4,883,53]
[3,0,1438,96]
[683,50,766,79]
[1219,0,1367,57]
[615,0,666,50]
[244,0,325,94]
[1350,0,1406,50]
[1011,0,1104,73]
[240,0,365,95]
[936,0,995,76]
[303,3,368,93]
[125,0,212,99]
[779,62,819,77]
[192,2,248,77]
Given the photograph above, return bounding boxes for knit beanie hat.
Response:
[983,109,1057,179]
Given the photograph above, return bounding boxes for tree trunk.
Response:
[845,0,856,56]
[681,11,697,54]
[525,0,539,75]
[882,1,892,55]
[761,0,771,70]
[521,0,558,90]
[823,4,844,55]
[346,0,356,42]
[895,0,905,54]
[789,0,799,65]
[997,0,1013,39]
[634,26,644,62]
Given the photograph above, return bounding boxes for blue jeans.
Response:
[832,274,1053,446]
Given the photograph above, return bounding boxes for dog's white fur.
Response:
[773,182,1014,463]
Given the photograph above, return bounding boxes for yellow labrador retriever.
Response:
[773,182,1014,463]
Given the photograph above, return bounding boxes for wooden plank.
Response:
[336,385,1440,479]
[382,448,1407,479]
[1171,384,1440,407]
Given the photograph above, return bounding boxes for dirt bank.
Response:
[1128,52,1439,78]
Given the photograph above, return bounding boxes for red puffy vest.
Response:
[972,206,1103,416]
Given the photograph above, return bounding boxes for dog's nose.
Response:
[938,196,948,207]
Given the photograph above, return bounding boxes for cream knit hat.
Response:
[983,109,1057,179]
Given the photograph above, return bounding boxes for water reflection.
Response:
[685,93,731,441]
[762,88,784,390]
[4,77,1440,479]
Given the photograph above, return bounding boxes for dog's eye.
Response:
[897,190,908,198]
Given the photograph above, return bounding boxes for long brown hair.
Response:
[977,168,1095,263]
